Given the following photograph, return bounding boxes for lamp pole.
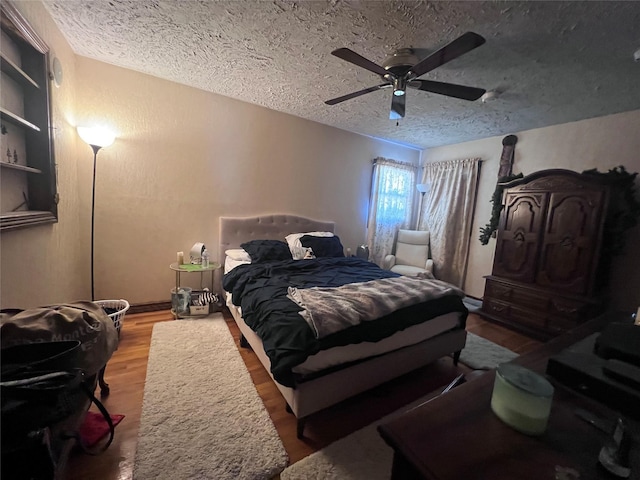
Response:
[90,144,102,301]
[416,183,429,230]
[78,125,115,302]
[416,191,425,230]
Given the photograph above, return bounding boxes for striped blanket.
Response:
[287,276,464,339]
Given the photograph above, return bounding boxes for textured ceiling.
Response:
[42,0,640,149]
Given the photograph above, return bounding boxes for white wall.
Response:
[423,109,640,311]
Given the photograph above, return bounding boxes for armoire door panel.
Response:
[536,191,605,293]
[493,192,546,282]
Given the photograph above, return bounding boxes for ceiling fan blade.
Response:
[325,84,390,105]
[409,79,485,101]
[390,94,405,120]
[331,48,389,77]
[407,32,485,80]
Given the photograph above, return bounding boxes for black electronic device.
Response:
[546,321,640,420]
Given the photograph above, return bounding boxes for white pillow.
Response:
[224,256,250,274]
[285,231,334,256]
[225,248,252,263]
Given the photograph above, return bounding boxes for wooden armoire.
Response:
[480,169,611,340]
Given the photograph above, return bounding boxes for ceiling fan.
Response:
[325,32,487,120]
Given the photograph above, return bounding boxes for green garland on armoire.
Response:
[478,166,640,252]
[478,172,523,245]
[582,165,640,257]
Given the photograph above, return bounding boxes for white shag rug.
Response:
[133,315,288,480]
[281,333,517,480]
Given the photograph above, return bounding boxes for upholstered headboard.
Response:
[218,214,335,278]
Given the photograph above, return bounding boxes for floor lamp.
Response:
[416,183,430,230]
[77,126,115,301]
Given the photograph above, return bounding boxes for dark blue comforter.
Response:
[223,257,467,387]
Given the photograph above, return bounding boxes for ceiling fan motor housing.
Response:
[383,48,419,76]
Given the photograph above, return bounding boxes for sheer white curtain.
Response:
[418,158,480,287]
[366,157,417,265]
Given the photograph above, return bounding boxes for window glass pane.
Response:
[375,164,414,227]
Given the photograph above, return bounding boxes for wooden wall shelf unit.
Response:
[1,50,40,88]
[0,2,57,231]
[1,162,41,174]
[480,169,611,341]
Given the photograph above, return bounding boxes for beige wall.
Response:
[1,1,86,309]
[2,1,420,309]
[423,109,640,311]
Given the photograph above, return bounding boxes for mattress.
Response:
[226,296,461,377]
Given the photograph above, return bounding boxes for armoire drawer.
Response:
[508,304,549,331]
[482,297,511,318]
[485,279,550,312]
[482,297,550,339]
[547,296,587,322]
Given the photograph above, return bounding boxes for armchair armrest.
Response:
[425,259,434,274]
[383,254,396,270]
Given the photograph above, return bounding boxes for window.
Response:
[373,162,415,228]
[1,2,57,231]
[366,157,417,264]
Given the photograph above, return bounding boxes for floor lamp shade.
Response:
[77,126,115,148]
[78,126,115,301]
[416,183,430,194]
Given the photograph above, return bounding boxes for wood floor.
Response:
[62,308,541,480]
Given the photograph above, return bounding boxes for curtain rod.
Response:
[372,157,418,167]
[420,157,483,167]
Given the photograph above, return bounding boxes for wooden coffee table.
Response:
[378,312,639,480]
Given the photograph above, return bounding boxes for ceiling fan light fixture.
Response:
[393,77,407,96]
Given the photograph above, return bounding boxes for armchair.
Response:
[383,229,434,277]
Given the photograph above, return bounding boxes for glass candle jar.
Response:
[490,363,554,435]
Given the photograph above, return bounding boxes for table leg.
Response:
[98,365,110,396]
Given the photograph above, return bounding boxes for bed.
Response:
[219,214,468,437]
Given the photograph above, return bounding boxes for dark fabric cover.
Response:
[240,239,292,263]
[300,235,345,257]
[223,257,467,387]
[0,302,118,376]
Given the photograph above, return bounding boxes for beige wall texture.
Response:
[0,0,419,310]
[423,109,640,311]
[1,1,87,309]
